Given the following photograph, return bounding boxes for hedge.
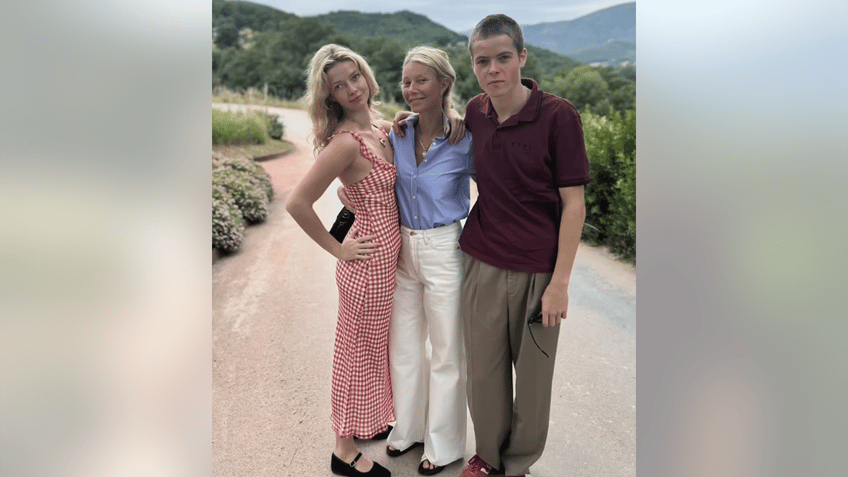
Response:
[581,108,636,262]
[212,185,245,253]
[212,108,284,145]
[212,153,274,254]
[212,109,269,146]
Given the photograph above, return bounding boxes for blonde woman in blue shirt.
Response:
[342,46,474,475]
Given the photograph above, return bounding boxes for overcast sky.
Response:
[245,0,632,33]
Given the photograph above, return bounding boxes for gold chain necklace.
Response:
[416,124,441,159]
[371,124,387,147]
[418,136,431,158]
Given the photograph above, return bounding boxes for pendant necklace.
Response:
[418,136,430,159]
[372,124,387,147]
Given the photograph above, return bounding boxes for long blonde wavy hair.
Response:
[304,44,381,153]
[403,46,457,113]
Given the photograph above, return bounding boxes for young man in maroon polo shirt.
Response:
[458,14,590,477]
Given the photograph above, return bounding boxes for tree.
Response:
[595,65,630,92]
[544,65,611,115]
[218,47,263,90]
[214,20,239,49]
[620,65,636,82]
[356,38,407,103]
[610,82,636,113]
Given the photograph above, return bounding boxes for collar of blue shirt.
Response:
[408,113,450,139]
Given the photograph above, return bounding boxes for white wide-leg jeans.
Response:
[387,223,467,466]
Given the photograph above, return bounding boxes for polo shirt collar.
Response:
[481,78,541,125]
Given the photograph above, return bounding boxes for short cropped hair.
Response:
[468,14,525,56]
[403,46,457,112]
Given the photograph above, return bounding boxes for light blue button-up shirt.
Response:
[390,115,475,230]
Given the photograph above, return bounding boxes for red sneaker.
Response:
[459,455,493,477]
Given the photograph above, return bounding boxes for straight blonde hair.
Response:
[304,44,381,153]
[403,46,456,113]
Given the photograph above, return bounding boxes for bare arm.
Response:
[540,185,586,327]
[337,185,356,212]
[392,109,465,144]
[391,111,415,137]
[445,108,465,145]
[286,136,379,261]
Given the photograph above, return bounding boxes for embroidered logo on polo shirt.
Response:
[511,141,532,151]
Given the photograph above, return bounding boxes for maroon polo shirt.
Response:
[459,79,590,273]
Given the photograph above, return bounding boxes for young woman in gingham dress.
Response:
[286,44,400,477]
[332,127,401,440]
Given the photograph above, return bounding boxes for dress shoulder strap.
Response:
[373,124,390,141]
[329,130,363,144]
[328,130,376,164]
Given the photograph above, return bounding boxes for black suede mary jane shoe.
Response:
[331,452,391,477]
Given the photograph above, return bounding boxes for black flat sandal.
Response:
[386,441,422,457]
[331,452,391,477]
[417,458,445,476]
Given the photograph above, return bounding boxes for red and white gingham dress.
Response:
[331,129,401,439]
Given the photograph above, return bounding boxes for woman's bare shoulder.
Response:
[319,132,361,162]
[374,119,392,134]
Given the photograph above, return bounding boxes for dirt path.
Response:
[212,106,635,477]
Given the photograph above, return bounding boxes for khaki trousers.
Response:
[462,254,560,476]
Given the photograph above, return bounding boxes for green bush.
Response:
[607,109,635,261]
[254,110,284,140]
[213,152,275,253]
[212,185,245,253]
[214,154,273,202]
[211,153,274,255]
[213,167,269,224]
[212,109,269,145]
[581,108,636,262]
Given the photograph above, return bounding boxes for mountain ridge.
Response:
[310,10,466,47]
[521,2,635,65]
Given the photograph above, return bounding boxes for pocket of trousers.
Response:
[426,227,462,252]
[427,236,461,252]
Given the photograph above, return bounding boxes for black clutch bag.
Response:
[329,207,355,243]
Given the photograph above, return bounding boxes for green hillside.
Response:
[212,1,633,117]
[564,40,636,65]
[212,0,297,48]
[311,10,466,47]
[527,44,583,76]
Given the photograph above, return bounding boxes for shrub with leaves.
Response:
[212,184,245,253]
[581,108,636,262]
[606,110,635,261]
[214,153,273,202]
[213,167,269,224]
[256,110,284,140]
[212,109,269,145]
